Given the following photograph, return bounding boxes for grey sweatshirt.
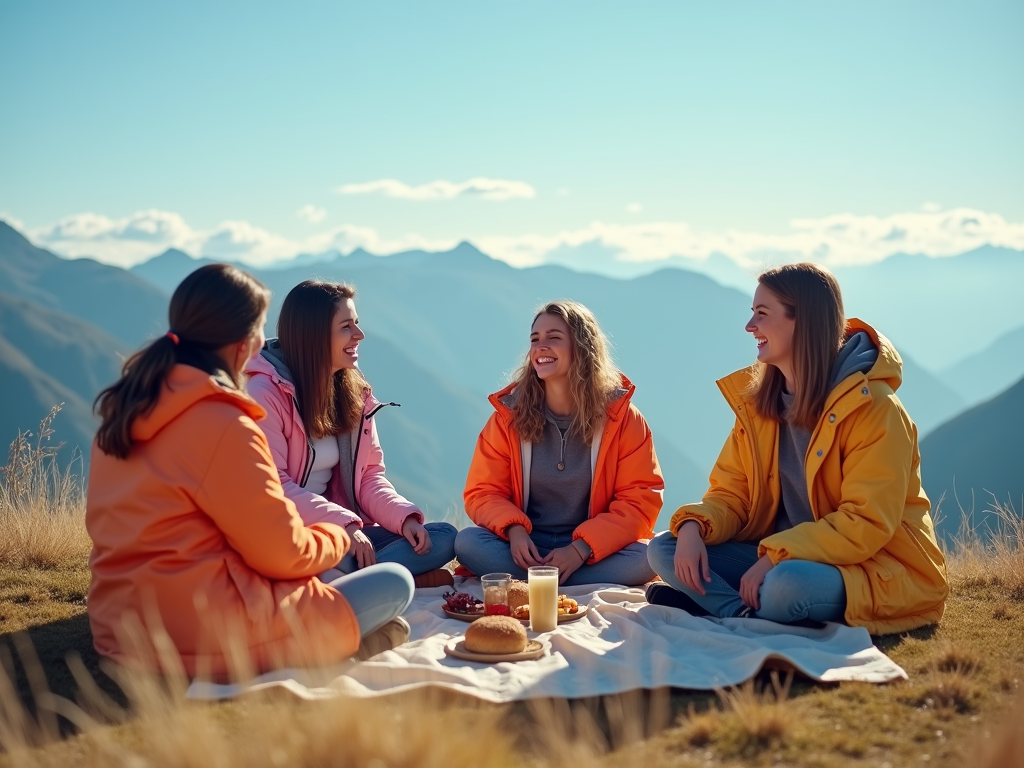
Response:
[774,331,879,533]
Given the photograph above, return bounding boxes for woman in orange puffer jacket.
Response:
[456,300,664,586]
[87,264,413,676]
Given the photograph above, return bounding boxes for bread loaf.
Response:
[507,581,530,612]
[464,615,528,654]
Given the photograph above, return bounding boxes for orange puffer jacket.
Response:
[86,365,358,676]
[464,374,664,562]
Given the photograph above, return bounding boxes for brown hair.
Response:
[277,280,367,439]
[94,263,271,459]
[750,262,845,429]
[509,300,622,444]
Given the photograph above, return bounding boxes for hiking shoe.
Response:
[644,582,712,617]
[413,568,455,588]
[354,616,411,661]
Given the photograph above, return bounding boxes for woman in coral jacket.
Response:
[245,280,457,588]
[87,264,414,677]
[647,262,948,634]
[455,300,663,586]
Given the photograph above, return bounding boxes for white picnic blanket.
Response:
[187,579,906,703]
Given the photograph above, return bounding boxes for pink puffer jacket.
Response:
[245,350,423,534]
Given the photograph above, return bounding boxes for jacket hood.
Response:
[844,319,902,392]
[489,373,635,421]
[131,364,265,442]
[245,339,297,395]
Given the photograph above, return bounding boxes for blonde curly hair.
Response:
[509,300,621,444]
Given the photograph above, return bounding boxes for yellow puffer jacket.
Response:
[669,319,948,634]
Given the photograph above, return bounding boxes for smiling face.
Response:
[530,312,574,383]
[330,298,365,373]
[746,283,796,383]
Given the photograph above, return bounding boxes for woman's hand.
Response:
[345,523,376,569]
[543,544,586,584]
[674,521,711,595]
[739,554,775,610]
[401,517,432,555]
[506,524,544,570]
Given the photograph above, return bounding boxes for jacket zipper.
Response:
[294,395,315,488]
[350,401,400,514]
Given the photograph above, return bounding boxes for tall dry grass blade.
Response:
[0,646,34,754]
[65,652,126,726]
[11,634,59,745]
[0,405,90,571]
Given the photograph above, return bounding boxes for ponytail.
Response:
[94,263,270,459]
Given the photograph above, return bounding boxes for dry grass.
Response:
[0,407,91,572]
[2,409,1024,767]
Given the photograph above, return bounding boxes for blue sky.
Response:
[1,1,1022,270]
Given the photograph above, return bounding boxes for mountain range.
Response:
[1,219,1020,531]
[921,376,1024,542]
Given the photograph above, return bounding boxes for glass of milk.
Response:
[527,566,559,632]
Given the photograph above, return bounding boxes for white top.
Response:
[306,434,341,496]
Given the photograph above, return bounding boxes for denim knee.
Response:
[761,565,815,626]
[454,525,492,559]
[647,531,677,575]
[427,522,458,554]
[372,562,416,614]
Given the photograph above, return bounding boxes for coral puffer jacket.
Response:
[86,365,358,676]
[464,374,664,562]
[669,320,949,634]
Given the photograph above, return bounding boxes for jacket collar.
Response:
[716,317,903,419]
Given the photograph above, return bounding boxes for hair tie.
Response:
[165,331,180,345]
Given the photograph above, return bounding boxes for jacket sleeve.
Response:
[572,405,664,562]
[355,418,424,535]
[463,413,531,538]
[194,413,350,580]
[758,394,913,565]
[247,375,363,530]
[668,418,753,544]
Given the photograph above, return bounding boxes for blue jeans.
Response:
[646,531,847,623]
[337,522,457,576]
[328,562,414,636]
[454,526,656,586]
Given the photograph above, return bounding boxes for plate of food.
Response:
[510,594,589,625]
[441,591,485,622]
[443,616,549,663]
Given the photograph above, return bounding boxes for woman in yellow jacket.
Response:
[646,262,948,634]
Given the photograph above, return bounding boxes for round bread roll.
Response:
[464,615,528,654]
[507,581,530,612]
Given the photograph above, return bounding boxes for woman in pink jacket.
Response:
[246,279,457,588]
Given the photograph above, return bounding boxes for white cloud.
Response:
[626,203,643,213]
[30,209,205,266]
[476,208,1024,270]
[19,205,1024,273]
[335,177,536,201]
[296,204,327,224]
[0,212,25,231]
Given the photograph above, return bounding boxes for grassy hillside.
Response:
[0,428,1022,768]
[921,376,1024,541]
